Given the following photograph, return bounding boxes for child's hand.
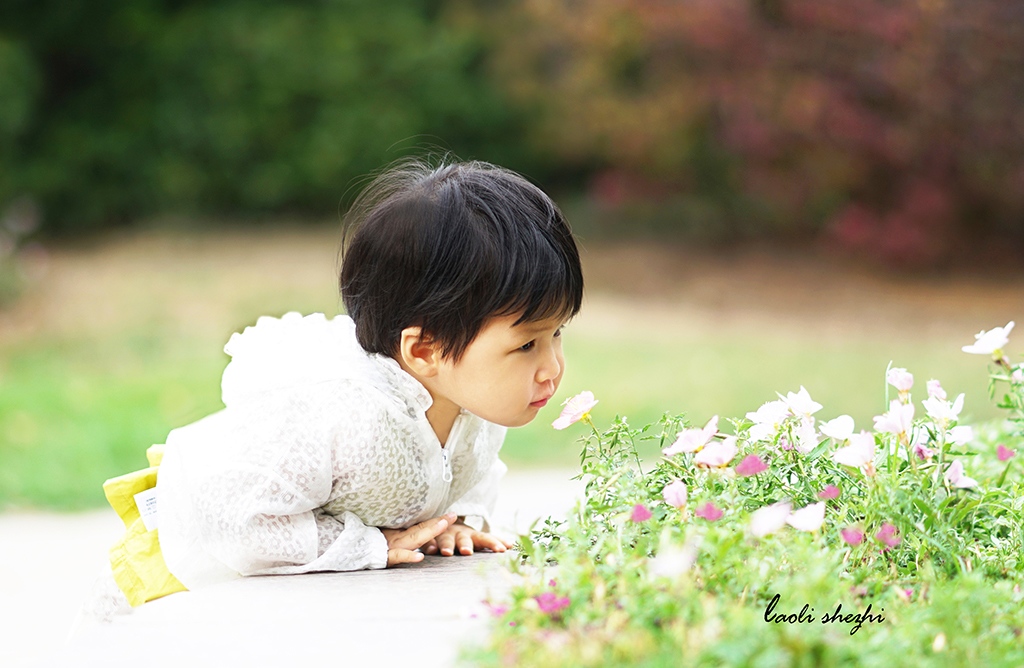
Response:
[421,518,514,557]
[380,513,458,567]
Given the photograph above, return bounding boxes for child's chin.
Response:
[495,412,538,428]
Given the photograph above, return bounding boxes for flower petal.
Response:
[694,437,739,467]
[819,415,855,441]
[662,480,689,508]
[750,501,791,537]
[786,502,825,532]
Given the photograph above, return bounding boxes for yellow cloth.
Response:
[103,444,186,607]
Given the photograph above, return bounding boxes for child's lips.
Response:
[530,397,551,408]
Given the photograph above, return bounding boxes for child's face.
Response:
[432,313,566,428]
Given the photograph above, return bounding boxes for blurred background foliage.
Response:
[1,1,1023,509]
[1,0,1023,265]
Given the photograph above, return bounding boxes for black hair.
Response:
[340,159,584,361]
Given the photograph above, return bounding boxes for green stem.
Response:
[996,461,1013,489]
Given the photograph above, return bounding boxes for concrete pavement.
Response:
[1,468,583,668]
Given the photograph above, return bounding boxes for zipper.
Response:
[440,415,461,484]
[441,447,453,483]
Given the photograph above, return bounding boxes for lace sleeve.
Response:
[169,386,390,580]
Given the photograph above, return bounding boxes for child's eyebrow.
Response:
[517,320,562,334]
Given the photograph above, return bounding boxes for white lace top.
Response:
[155,313,507,589]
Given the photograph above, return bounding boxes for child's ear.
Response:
[398,326,442,377]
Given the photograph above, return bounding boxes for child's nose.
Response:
[537,349,562,384]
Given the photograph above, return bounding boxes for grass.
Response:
[0,319,1005,510]
[0,226,1018,509]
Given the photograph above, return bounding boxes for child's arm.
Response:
[158,386,417,584]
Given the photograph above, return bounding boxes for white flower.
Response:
[647,539,700,579]
[944,460,978,489]
[750,502,792,538]
[922,393,964,424]
[793,417,819,454]
[745,400,790,442]
[663,416,719,455]
[778,386,823,417]
[962,321,1014,355]
[873,400,914,437]
[819,415,855,441]
[886,367,914,392]
[786,502,826,532]
[648,536,700,579]
[926,379,947,401]
[694,436,739,467]
[948,425,973,446]
[834,431,876,474]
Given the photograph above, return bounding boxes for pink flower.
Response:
[926,379,947,401]
[552,391,598,430]
[750,501,791,537]
[875,523,901,549]
[912,441,935,461]
[786,502,825,532]
[1012,367,1024,384]
[873,400,914,438]
[735,454,768,477]
[663,416,719,455]
[840,527,865,546]
[630,504,652,522]
[944,460,978,489]
[997,444,1016,462]
[694,502,723,522]
[694,436,739,468]
[910,429,934,460]
[484,601,509,617]
[817,485,840,500]
[535,591,570,614]
[886,367,914,393]
[962,321,1014,356]
[662,480,688,508]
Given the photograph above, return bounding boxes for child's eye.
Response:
[519,340,535,352]
[554,327,563,338]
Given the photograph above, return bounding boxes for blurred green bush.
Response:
[0,0,536,234]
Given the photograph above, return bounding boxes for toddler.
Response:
[89,159,584,616]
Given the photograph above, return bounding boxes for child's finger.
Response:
[387,548,424,567]
[422,539,438,555]
[391,514,456,550]
[457,532,474,555]
[436,532,456,556]
[474,533,508,552]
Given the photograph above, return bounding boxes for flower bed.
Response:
[473,323,1023,666]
